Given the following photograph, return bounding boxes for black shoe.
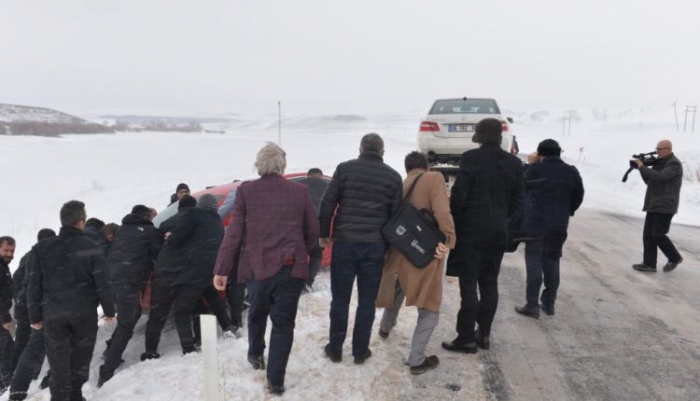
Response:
[248,354,265,370]
[354,349,372,365]
[97,370,114,388]
[475,330,490,350]
[267,381,285,396]
[140,351,160,361]
[633,263,657,272]
[182,345,201,355]
[410,355,439,375]
[663,257,683,272]
[39,373,51,390]
[324,344,342,363]
[8,391,28,401]
[378,328,390,339]
[441,339,477,354]
[515,305,540,319]
[541,304,555,316]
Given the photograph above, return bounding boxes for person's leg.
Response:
[44,318,72,401]
[642,212,658,267]
[328,242,358,356]
[525,240,545,308]
[144,273,176,354]
[379,279,405,335]
[650,213,682,263]
[408,308,439,367]
[266,266,304,388]
[475,248,504,336]
[352,242,386,359]
[12,305,30,370]
[174,284,205,354]
[0,328,14,389]
[100,283,142,375]
[69,315,98,401]
[455,248,480,343]
[227,280,246,328]
[307,243,323,288]
[246,277,272,360]
[9,328,46,399]
[201,285,232,331]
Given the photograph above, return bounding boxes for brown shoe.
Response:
[324,344,342,363]
[410,355,439,375]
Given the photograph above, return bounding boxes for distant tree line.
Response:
[114,120,205,133]
[0,121,115,136]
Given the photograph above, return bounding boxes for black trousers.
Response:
[247,266,304,387]
[643,212,682,267]
[175,283,231,353]
[192,286,232,345]
[0,327,13,389]
[12,303,30,371]
[227,280,246,328]
[101,283,142,374]
[9,327,45,399]
[44,314,98,401]
[455,245,505,343]
[144,272,178,353]
[525,238,562,308]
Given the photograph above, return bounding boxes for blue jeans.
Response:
[328,241,387,358]
[525,239,561,308]
[9,328,45,399]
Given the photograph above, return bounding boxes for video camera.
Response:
[622,151,657,182]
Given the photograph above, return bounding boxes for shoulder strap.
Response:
[404,173,424,202]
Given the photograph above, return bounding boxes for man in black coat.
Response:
[141,194,197,360]
[99,205,162,387]
[298,168,329,290]
[443,118,523,353]
[514,140,584,318]
[319,133,403,364]
[0,236,15,392]
[632,139,684,273]
[83,218,111,256]
[167,194,228,354]
[26,201,115,401]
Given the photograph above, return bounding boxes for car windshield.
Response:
[429,99,500,115]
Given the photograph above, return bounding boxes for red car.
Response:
[142,172,332,308]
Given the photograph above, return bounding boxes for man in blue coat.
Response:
[515,139,584,318]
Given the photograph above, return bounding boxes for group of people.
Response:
[0,117,684,399]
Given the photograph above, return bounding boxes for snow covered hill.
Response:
[0,103,114,136]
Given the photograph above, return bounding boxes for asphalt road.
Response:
[420,208,700,401]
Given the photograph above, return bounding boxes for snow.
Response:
[0,106,698,400]
[0,104,81,124]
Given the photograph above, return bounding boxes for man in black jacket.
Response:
[141,195,197,360]
[319,133,403,364]
[167,194,229,354]
[298,168,329,290]
[514,140,584,318]
[0,236,15,392]
[632,139,684,273]
[443,118,523,354]
[99,205,162,387]
[26,201,115,401]
[83,218,111,256]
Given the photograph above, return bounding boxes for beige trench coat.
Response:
[375,169,456,313]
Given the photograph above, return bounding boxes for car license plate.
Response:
[449,124,474,132]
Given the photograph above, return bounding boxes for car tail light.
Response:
[500,120,509,132]
[420,121,440,132]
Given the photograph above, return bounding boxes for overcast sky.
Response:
[1,0,699,116]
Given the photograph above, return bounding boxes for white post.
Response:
[201,315,220,401]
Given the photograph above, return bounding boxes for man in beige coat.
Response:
[376,151,456,375]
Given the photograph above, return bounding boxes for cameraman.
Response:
[632,140,684,273]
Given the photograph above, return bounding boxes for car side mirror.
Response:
[507,117,514,124]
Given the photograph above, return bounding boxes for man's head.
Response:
[176,183,190,200]
[307,168,323,178]
[149,208,158,221]
[85,218,105,230]
[656,139,673,159]
[255,142,286,176]
[359,133,385,156]
[131,205,153,221]
[100,223,119,243]
[0,237,15,265]
[37,228,56,242]
[178,194,197,210]
[404,151,428,173]
[472,118,503,145]
[197,193,219,210]
[537,139,562,158]
[60,200,87,231]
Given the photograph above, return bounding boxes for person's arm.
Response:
[509,161,524,218]
[450,154,474,213]
[166,210,196,248]
[318,168,341,239]
[218,189,237,220]
[571,166,585,215]
[639,158,683,182]
[303,189,321,253]
[90,250,115,318]
[213,186,247,289]
[429,173,456,249]
[26,247,43,325]
[388,175,403,217]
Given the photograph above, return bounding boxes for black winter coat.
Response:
[299,177,329,214]
[12,250,33,308]
[83,226,111,256]
[639,154,683,214]
[0,260,12,324]
[27,226,115,323]
[153,210,188,276]
[447,143,523,277]
[107,214,162,285]
[167,208,224,285]
[319,152,403,242]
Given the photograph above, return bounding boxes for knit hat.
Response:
[472,118,503,144]
[176,183,190,192]
[197,193,218,210]
[537,139,562,157]
[178,194,197,210]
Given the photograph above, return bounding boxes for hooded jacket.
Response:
[107,213,163,285]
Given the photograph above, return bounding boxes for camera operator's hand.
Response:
[633,159,644,168]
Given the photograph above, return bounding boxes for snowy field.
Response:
[1,106,699,400]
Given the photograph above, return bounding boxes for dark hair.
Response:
[60,200,87,227]
[179,194,197,210]
[176,183,190,192]
[473,118,503,144]
[360,133,384,153]
[537,138,562,157]
[307,168,323,177]
[131,205,152,220]
[85,218,105,230]
[404,151,428,173]
[37,229,56,242]
[100,223,119,236]
[0,236,15,247]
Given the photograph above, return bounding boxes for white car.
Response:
[417,97,517,165]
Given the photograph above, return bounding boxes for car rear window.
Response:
[429,99,500,115]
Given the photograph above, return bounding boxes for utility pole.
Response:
[673,102,679,131]
[684,105,697,133]
[278,101,282,146]
[562,115,572,136]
